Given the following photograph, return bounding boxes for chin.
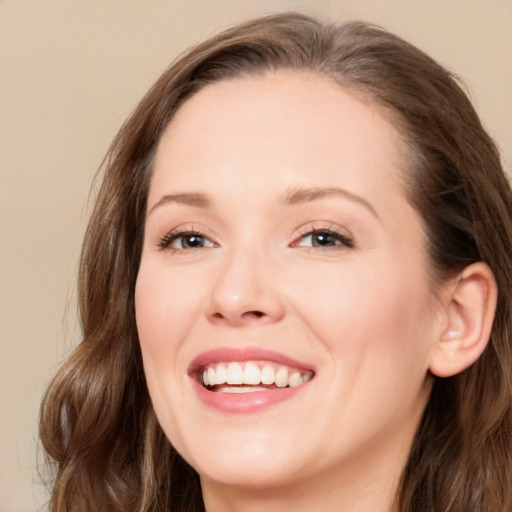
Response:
[197,457,302,491]
[179,430,310,489]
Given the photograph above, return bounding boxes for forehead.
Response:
[150,70,407,214]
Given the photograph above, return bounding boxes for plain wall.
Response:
[1,1,511,510]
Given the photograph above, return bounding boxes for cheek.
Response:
[134,264,198,440]
[289,256,433,374]
[134,263,194,418]
[135,262,203,350]
[313,262,433,424]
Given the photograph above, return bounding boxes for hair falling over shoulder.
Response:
[39,12,512,512]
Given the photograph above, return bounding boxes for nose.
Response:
[206,247,285,327]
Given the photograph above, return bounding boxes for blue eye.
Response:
[159,230,215,250]
[296,229,354,249]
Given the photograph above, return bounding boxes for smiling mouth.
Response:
[199,361,314,393]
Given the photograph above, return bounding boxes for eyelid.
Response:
[157,227,218,251]
[155,222,354,251]
[290,223,355,250]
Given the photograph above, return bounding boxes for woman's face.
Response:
[135,72,441,494]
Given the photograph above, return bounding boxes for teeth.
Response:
[214,364,227,385]
[261,365,275,385]
[226,362,243,385]
[207,367,216,385]
[275,367,288,388]
[243,363,261,385]
[218,386,267,393]
[201,361,313,389]
[288,372,303,387]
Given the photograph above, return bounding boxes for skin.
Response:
[135,71,447,512]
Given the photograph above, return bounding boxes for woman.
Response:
[39,12,512,512]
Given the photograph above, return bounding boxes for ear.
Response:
[429,262,498,378]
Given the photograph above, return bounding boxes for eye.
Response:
[292,228,354,249]
[158,230,216,250]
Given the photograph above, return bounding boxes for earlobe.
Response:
[429,262,498,378]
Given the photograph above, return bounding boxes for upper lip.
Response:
[188,347,315,376]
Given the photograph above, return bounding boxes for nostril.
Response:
[211,310,268,324]
[245,310,264,318]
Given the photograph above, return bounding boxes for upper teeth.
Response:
[201,362,312,389]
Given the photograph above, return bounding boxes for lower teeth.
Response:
[215,385,272,394]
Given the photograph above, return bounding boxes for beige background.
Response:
[1,1,511,511]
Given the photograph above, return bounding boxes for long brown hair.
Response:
[39,12,512,511]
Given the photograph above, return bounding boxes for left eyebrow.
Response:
[284,186,380,220]
[147,192,211,217]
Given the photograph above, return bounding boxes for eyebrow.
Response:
[147,193,211,216]
[285,186,379,219]
[147,186,379,219]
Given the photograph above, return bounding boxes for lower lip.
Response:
[191,379,309,413]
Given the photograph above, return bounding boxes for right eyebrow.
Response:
[146,192,211,217]
[284,186,380,220]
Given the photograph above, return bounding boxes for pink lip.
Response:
[188,347,315,414]
[191,380,309,413]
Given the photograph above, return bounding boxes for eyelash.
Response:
[157,229,212,251]
[292,227,355,250]
[157,226,355,252]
